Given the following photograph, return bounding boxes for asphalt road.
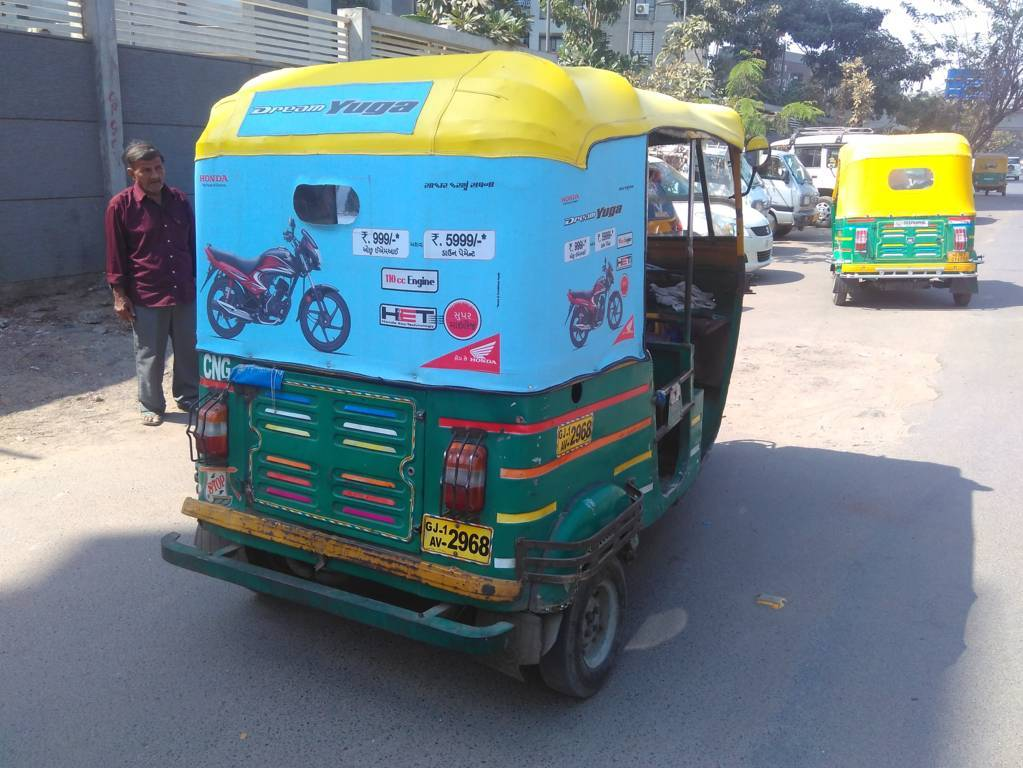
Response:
[2,191,1021,768]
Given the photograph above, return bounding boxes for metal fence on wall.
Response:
[113,0,348,67]
[0,0,83,38]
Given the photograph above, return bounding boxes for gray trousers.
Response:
[132,302,199,414]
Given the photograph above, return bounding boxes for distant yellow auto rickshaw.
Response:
[831,133,980,306]
[973,152,1008,195]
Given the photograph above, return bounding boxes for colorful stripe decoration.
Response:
[266,486,312,504]
[438,383,648,434]
[343,421,398,437]
[266,455,312,471]
[341,505,395,524]
[342,403,398,419]
[266,390,313,404]
[342,438,397,454]
[496,501,556,524]
[613,449,652,477]
[265,423,312,437]
[500,417,652,479]
[266,470,312,487]
[342,489,396,506]
[266,407,312,421]
[340,472,396,489]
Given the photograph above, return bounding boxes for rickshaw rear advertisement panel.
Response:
[195,137,646,392]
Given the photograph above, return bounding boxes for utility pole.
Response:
[83,0,125,200]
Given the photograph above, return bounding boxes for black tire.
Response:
[607,291,624,330]
[953,292,972,307]
[568,305,590,348]
[206,275,246,339]
[768,212,780,237]
[539,557,627,698]
[299,286,351,352]
[775,224,793,238]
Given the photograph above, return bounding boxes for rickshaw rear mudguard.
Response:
[161,533,514,655]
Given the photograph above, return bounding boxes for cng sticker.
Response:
[201,353,232,382]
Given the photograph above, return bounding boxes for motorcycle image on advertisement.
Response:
[202,218,351,353]
[565,258,624,348]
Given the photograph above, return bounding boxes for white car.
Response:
[1009,157,1021,181]
[647,156,773,273]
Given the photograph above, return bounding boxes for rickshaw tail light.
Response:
[442,433,487,515]
[854,228,868,253]
[195,400,228,464]
[953,227,967,250]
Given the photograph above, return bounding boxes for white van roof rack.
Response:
[782,126,874,148]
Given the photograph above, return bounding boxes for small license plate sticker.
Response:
[556,413,594,457]
[204,470,228,500]
[892,220,929,228]
[421,515,493,566]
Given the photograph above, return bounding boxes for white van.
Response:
[772,127,876,224]
[756,150,819,237]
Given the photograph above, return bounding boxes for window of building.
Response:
[539,33,563,52]
[632,31,654,65]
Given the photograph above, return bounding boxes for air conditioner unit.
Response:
[635,3,650,14]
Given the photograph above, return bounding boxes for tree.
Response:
[681,0,784,77]
[548,0,633,72]
[835,57,875,126]
[931,0,1023,150]
[416,0,530,45]
[630,16,715,101]
[723,52,824,138]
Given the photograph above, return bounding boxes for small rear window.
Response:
[888,168,934,191]
[294,184,360,225]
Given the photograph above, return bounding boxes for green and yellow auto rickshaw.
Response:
[163,51,751,697]
[831,133,981,307]
[973,152,1008,195]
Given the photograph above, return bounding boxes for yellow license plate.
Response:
[421,515,493,566]
[948,251,970,263]
[556,413,594,456]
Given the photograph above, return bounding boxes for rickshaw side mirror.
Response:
[742,138,772,195]
[745,136,769,152]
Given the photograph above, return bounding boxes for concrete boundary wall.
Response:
[0,28,271,301]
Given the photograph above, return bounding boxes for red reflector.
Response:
[442,434,487,515]
[953,227,967,250]
[195,400,228,464]
[854,228,868,253]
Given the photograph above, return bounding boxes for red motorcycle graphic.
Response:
[566,258,624,348]
[202,218,351,353]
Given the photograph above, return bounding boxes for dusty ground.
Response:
[0,277,182,468]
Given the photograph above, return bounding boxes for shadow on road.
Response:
[753,268,804,286]
[0,443,984,767]
[841,279,1023,311]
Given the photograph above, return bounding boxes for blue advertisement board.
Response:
[195,136,646,393]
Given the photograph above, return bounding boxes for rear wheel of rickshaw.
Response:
[832,278,848,306]
[539,558,626,698]
[953,292,972,307]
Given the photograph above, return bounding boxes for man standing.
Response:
[105,140,199,426]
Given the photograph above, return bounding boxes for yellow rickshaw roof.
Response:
[837,133,972,163]
[835,133,975,218]
[196,51,745,166]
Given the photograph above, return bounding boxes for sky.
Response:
[859,0,991,90]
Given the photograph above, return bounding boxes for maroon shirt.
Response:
[105,183,196,307]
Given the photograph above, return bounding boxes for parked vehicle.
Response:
[774,127,876,225]
[756,150,819,236]
[1008,156,1020,180]
[164,51,751,698]
[831,133,980,307]
[647,155,774,272]
[973,153,1008,195]
[203,218,351,352]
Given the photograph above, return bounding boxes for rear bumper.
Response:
[161,532,514,655]
[834,263,979,279]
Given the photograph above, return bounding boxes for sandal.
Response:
[141,409,164,426]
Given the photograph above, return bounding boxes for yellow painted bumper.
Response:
[182,498,521,602]
[838,262,977,274]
